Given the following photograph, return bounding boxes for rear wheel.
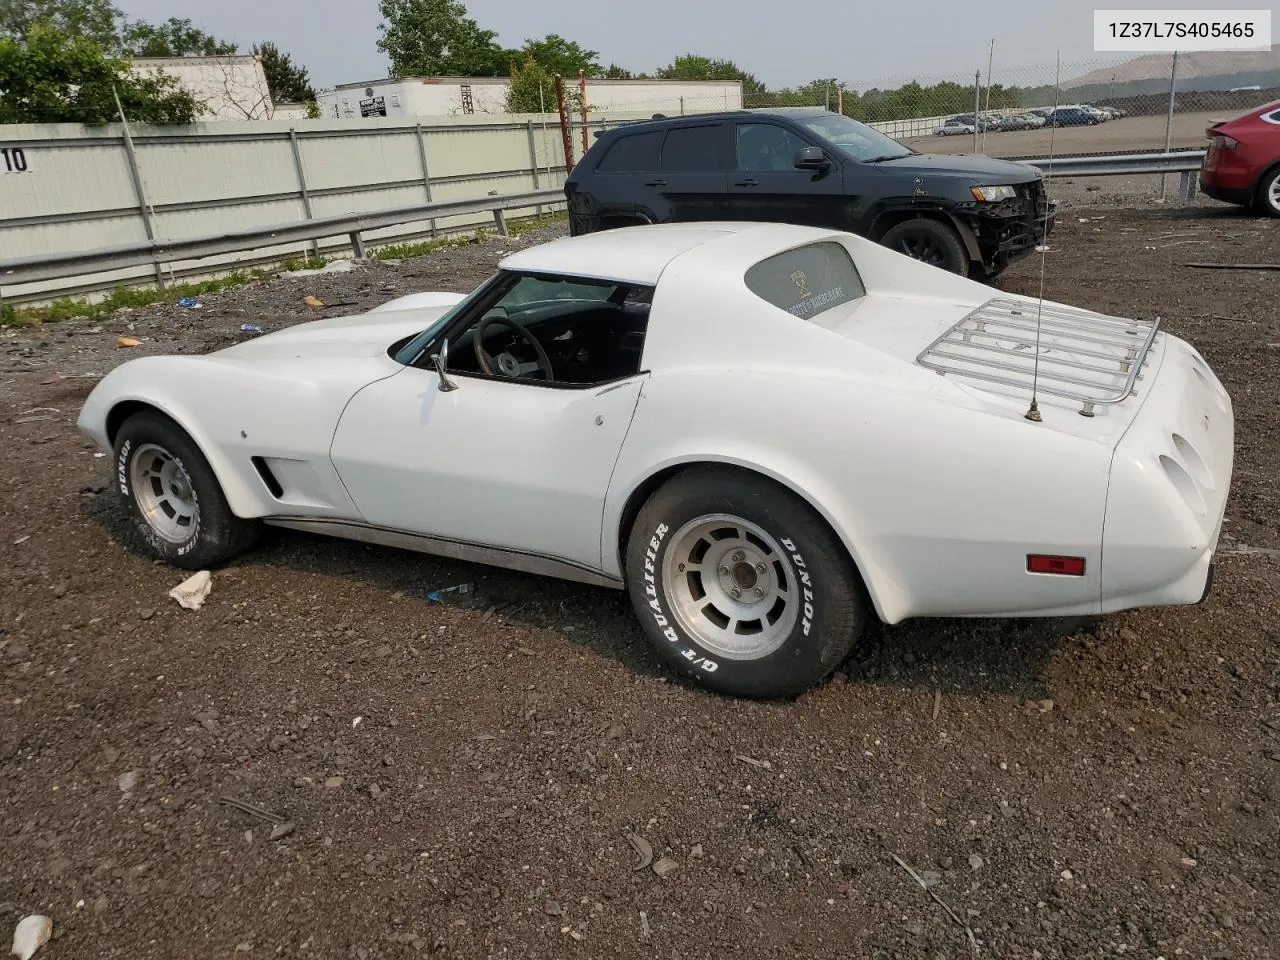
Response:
[1256,167,1280,218]
[625,467,868,699]
[880,218,970,276]
[114,410,257,569]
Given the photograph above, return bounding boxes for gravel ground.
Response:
[2,199,1279,960]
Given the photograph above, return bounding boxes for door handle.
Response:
[644,178,667,186]
[733,178,759,187]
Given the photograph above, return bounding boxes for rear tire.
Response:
[1256,166,1280,218]
[114,410,257,570]
[625,467,867,699]
[880,218,971,276]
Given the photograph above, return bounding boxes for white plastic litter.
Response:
[278,259,359,279]
[168,571,212,610]
[11,915,52,960]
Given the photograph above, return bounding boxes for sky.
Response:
[113,0,1272,90]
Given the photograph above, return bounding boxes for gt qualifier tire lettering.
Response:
[643,521,718,673]
[781,538,814,636]
[170,454,202,557]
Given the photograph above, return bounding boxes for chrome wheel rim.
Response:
[1269,176,1280,211]
[661,514,800,661]
[130,443,198,543]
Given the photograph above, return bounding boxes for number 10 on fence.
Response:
[1,147,29,173]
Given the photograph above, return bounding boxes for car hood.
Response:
[212,300,459,362]
[866,152,1041,184]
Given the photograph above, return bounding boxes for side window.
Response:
[596,131,662,172]
[735,123,809,172]
[744,242,866,320]
[660,125,726,171]
[442,272,654,388]
[1264,109,1280,126]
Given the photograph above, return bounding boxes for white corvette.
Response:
[78,222,1233,698]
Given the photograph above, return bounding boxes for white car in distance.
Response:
[78,222,1234,699]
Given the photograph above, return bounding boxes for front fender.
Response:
[78,359,280,518]
[78,354,384,520]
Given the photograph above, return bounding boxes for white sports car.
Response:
[78,222,1233,699]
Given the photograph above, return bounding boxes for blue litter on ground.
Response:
[177,297,202,308]
[240,323,263,334]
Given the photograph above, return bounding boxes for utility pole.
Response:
[1159,51,1179,201]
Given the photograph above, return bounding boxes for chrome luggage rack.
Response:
[916,298,1162,417]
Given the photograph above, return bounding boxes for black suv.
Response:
[564,108,1055,278]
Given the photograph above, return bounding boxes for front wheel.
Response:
[114,410,258,569]
[1256,167,1280,218]
[880,218,971,276]
[625,467,868,699]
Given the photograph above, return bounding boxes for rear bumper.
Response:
[1100,334,1233,612]
[1198,176,1252,206]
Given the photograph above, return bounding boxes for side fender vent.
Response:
[251,456,284,499]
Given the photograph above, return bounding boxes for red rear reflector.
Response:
[1027,554,1086,576]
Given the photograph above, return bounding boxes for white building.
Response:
[318,76,744,120]
[130,56,277,120]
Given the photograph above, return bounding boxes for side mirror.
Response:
[795,146,830,171]
[431,338,459,392]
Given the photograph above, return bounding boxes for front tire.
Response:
[880,218,971,276]
[625,467,867,699]
[114,410,257,570]
[1256,166,1280,218]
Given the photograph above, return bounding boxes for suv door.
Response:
[643,122,731,223]
[728,120,848,229]
[571,129,664,230]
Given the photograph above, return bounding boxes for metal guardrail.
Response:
[1013,149,1207,200]
[1014,149,1206,176]
[0,189,566,291]
[0,149,1211,296]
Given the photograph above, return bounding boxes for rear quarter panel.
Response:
[602,225,1115,621]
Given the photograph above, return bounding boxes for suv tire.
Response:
[880,218,971,276]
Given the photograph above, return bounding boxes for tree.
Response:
[0,0,119,47]
[253,40,315,102]
[521,33,599,77]
[505,52,552,113]
[602,62,632,80]
[0,19,199,123]
[657,54,768,99]
[376,0,507,77]
[121,16,236,57]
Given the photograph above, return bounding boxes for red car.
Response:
[1199,100,1280,216]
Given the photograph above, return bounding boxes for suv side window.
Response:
[736,123,809,172]
[660,125,726,171]
[596,131,662,172]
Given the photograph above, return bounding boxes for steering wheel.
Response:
[473,313,555,381]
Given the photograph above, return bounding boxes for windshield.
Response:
[795,113,915,162]
[392,272,500,365]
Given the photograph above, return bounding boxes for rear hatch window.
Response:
[744,241,866,320]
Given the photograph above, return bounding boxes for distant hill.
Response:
[1064,46,1280,88]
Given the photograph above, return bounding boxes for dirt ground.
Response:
[902,109,1227,157]
[2,189,1279,960]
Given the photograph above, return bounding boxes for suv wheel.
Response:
[880,219,970,276]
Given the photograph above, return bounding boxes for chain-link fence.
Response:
[588,49,1278,159]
